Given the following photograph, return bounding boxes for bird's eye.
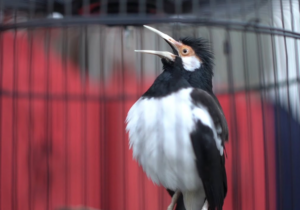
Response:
[182,49,188,54]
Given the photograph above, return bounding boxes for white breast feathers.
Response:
[125,88,223,191]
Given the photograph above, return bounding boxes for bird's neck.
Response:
[142,70,191,98]
[184,68,213,93]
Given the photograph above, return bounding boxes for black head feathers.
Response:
[179,37,214,74]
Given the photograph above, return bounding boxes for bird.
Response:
[126,25,228,210]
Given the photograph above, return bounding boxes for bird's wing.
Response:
[190,89,229,142]
[190,89,228,210]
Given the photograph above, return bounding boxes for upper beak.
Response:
[134,25,182,61]
[143,25,182,53]
[134,50,176,61]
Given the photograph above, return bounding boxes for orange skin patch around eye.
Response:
[177,44,202,63]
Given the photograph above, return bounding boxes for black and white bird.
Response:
[126,25,228,210]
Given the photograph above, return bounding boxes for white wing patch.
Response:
[192,105,224,155]
[126,88,223,192]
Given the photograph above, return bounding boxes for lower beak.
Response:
[134,50,176,61]
[143,25,182,53]
[134,26,182,61]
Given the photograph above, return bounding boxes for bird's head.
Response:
[135,25,214,91]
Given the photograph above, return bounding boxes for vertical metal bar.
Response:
[83,0,90,15]
[65,0,72,17]
[153,26,163,210]
[226,0,232,19]
[84,26,88,207]
[241,29,256,209]
[61,12,72,209]
[156,0,163,14]
[192,0,198,14]
[224,29,241,210]
[155,25,160,76]
[268,3,283,210]
[253,0,268,209]
[81,26,88,207]
[241,0,246,20]
[241,0,256,206]
[207,28,214,93]
[0,0,4,23]
[175,0,181,15]
[27,28,33,210]
[279,0,293,209]
[256,32,269,210]
[296,3,300,208]
[297,0,300,123]
[0,21,3,210]
[29,0,35,19]
[100,0,107,15]
[208,0,216,65]
[209,0,216,17]
[224,1,238,210]
[62,28,70,206]
[139,28,145,102]
[62,27,69,207]
[120,27,127,210]
[12,25,18,210]
[99,26,108,210]
[137,27,145,210]
[47,0,54,15]
[289,0,294,33]
[61,20,71,195]
[12,0,16,23]
[79,28,85,83]
[175,22,181,210]
[139,0,146,15]
[45,26,52,210]
[270,34,283,210]
[154,27,164,210]
[120,0,126,15]
[290,0,300,175]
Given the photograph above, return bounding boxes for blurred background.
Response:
[0,0,299,210]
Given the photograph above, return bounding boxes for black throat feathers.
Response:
[142,58,191,98]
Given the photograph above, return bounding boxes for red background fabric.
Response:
[0,31,276,210]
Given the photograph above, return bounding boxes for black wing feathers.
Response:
[190,89,228,210]
[166,89,228,210]
[190,89,228,141]
[190,120,227,210]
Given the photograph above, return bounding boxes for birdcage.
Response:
[0,0,299,210]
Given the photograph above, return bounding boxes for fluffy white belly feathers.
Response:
[126,87,222,192]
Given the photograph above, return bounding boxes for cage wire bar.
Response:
[0,0,300,210]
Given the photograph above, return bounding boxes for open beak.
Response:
[134,50,176,61]
[134,25,182,61]
[143,25,182,53]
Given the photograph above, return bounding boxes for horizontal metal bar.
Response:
[216,78,300,95]
[0,90,135,102]
[1,15,300,39]
[0,78,299,101]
